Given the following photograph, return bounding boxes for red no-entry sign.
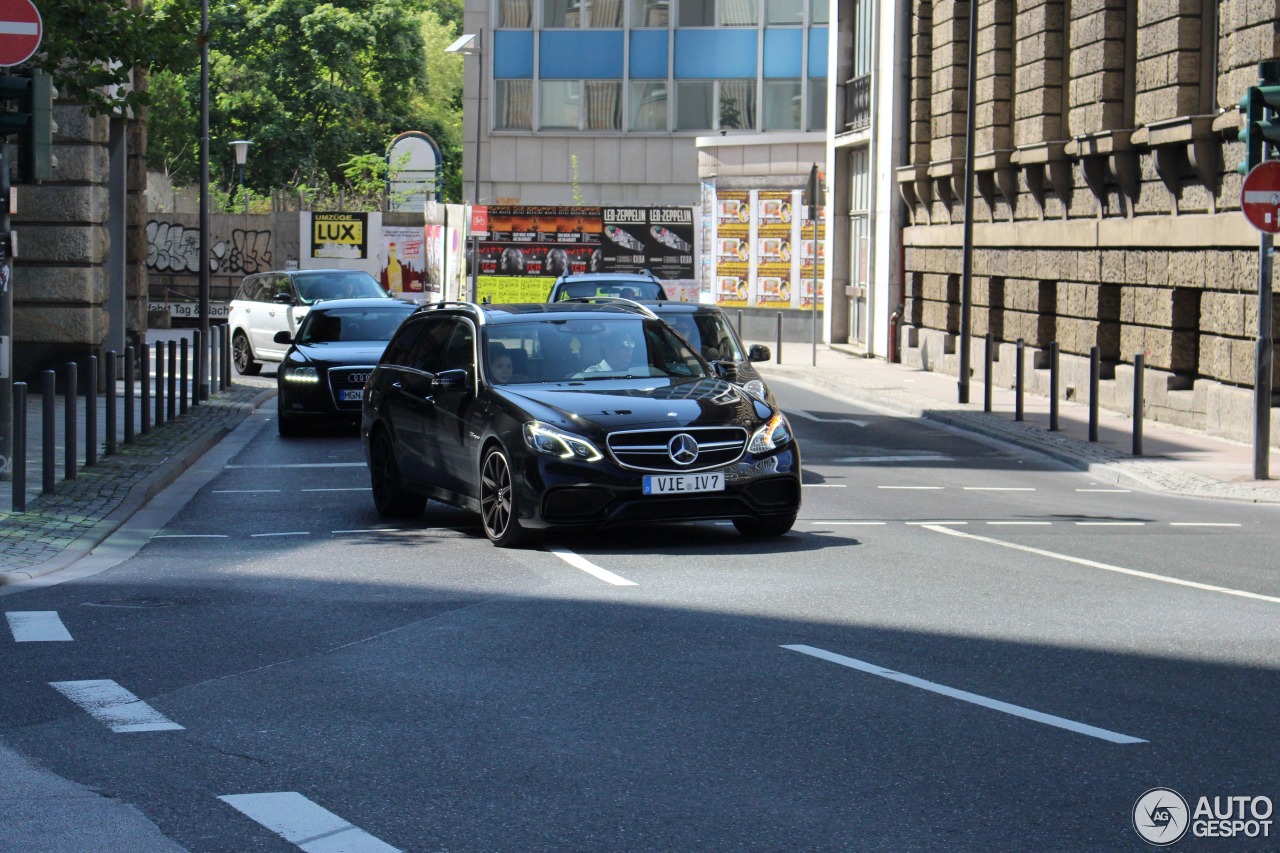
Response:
[1242,160,1280,234]
[0,0,40,68]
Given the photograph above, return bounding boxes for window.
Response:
[809,0,827,24]
[675,80,757,130]
[719,80,757,129]
[675,81,714,129]
[545,0,624,27]
[630,81,669,130]
[678,0,755,26]
[499,0,533,26]
[540,81,623,129]
[541,81,581,128]
[765,0,803,24]
[629,0,670,26]
[808,77,826,130]
[763,79,802,130]
[495,80,534,130]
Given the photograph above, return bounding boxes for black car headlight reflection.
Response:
[748,411,793,454]
[742,379,768,401]
[284,365,319,383]
[523,421,603,462]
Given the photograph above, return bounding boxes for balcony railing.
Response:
[844,74,871,131]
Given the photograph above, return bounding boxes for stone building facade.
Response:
[894,0,1279,444]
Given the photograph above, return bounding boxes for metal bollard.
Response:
[106,351,118,455]
[1049,341,1060,432]
[776,312,783,364]
[42,370,56,495]
[180,336,190,414]
[1133,353,1145,456]
[155,341,166,426]
[193,329,204,404]
[125,346,135,443]
[12,382,26,513]
[1014,338,1025,422]
[983,333,993,413]
[86,355,98,466]
[167,340,178,421]
[140,344,151,434]
[64,362,77,481]
[1088,345,1100,442]
[224,325,233,387]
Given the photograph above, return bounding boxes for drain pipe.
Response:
[864,0,883,358]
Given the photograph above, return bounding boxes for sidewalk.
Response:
[755,342,1280,504]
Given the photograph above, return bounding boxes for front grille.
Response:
[326,365,376,410]
[606,426,748,472]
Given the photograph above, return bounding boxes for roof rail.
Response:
[561,295,659,320]
[418,300,488,325]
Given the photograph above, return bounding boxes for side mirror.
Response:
[748,344,771,362]
[432,368,470,391]
[273,292,296,305]
[273,331,293,345]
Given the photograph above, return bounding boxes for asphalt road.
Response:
[4,375,1280,851]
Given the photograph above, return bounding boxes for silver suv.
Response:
[228,269,390,374]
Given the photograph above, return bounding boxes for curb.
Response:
[0,388,274,586]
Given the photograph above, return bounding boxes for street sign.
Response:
[1242,160,1280,233]
[0,0,41,68]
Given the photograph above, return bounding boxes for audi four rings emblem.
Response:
[667,433,699,465]
[346,372,370,383]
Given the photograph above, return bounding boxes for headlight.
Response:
[523,421,603,462]
[742,379,768,400]
[748,411,792,454]
[284,365,319,383]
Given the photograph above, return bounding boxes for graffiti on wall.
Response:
[146,221,273,275]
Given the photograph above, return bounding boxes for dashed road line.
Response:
[1169,522,1242,528]
[6,611,72,642]
[905,520,968,526]
[920,524,1280,605]
[1076,488,1130,493]
[1074,522,1145,527]
[782,644,1145,745]
[546,547,637,586]
[49,680,184,733]
[792,410,870,427]
[808,521,887,526]
[877,485,944,490]
[224,463,366,469]
[151,534,229,539]
[251,532,311,538]
[219,792,400,852]
[835,455,953,464]
[803,484,847,488]
[963,487,1036,492]
[302,488,371,492]
[332,528,404,535]
[986,521,1052,526]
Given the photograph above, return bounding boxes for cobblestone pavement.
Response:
[0,381,273,583]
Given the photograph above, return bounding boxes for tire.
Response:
[233,331,262,376]
[734,513,796,538]
[480,446,532,548]
[368,427,426,518]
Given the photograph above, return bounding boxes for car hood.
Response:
[293,342,388,364]
[493,377,770,432]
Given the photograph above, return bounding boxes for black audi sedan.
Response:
[361,301,801,547]
[275,297,417,435]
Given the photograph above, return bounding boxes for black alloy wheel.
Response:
[733,513,797,538]
[233,331,262,375]
[480,447,530,548]
[369,427,426,518]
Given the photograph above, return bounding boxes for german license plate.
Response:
[642,472,724,495]
[339,389,364,402]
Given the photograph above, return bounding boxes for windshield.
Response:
[554,280,667,301]
[294,272,388,305]
[662,312,746,362]
[484,317,706,384]
[297,305,413,344]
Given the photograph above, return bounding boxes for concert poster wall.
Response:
[713,191,751,308]
[799,216,827,309]
[756,191,794,307]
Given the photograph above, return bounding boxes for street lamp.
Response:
[446,31,483,301]
[229,140,252,213]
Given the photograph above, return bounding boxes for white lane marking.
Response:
[151,534,229,539]
[251,532,311,538]
[782,645,1146,744]
[212,489,282,494]
[808,521,887,526]
[791,410,870,427]
[921,525,1280,605]
[48,680,184,733]
[878,485,944,490]
[332,528,403,534]
[803,484,847,488]
[1075,522,1145,527]
[546,547,638,587]
[1169,522,1242,528]
[302,488,371,492]
[987,521,1052,526]
[905,520,968,526]
[219,792,400,852]
[836,455,954,464]
[224,463,366,469]
[7,611,73,642]
[1076,488,1130,493]
[963,487,1036,492]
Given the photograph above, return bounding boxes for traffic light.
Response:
[0,69,57,182]
[1238,60,1280,176]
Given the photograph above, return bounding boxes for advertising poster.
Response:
[311,212,368,259]
[800,215,827,309]
[601,207,695,280]
[714,191,751,308]
[756,191,794,307]
[380,226,428,297]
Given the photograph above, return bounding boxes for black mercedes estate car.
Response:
[275,297,417,435]
[361,301,801,547]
